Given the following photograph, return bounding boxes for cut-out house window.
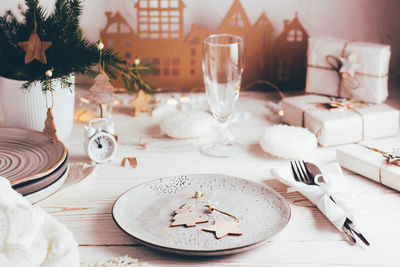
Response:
[229,12,244,27]
[287,30,303,42]
[172,57,180,76]
[189,36,199,45]
[137,0,182,39]
[152,58,160,75]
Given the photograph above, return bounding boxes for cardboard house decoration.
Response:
[272,13,309,90]
[101,0,306,91]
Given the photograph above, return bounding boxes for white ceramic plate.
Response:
[24,166,69,204]
[112,174,291,256]
[0,127,67,185]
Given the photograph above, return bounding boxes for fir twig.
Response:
[0,0,154,94]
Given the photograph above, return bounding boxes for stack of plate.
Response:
[0,127,69,203]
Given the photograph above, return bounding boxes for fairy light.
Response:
[80,97,90,104]
[134,57,141,65]
[97,41,104,50]
[45,69,52,77]
[179,96,190,103]
[166,98,178,105]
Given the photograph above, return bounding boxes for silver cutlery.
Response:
[290,160,370,246]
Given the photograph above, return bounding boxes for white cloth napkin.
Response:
[0,176,79,267]
[271,162,358,231]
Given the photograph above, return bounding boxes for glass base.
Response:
[200,141,243,158]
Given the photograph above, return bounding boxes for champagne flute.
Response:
[201,33,244,157]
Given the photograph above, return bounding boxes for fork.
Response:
[290,160,370,246]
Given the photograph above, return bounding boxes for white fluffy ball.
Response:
[160,110,213,139]
[259,124,317,159]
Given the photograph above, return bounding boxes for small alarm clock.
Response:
[84,118,117,163]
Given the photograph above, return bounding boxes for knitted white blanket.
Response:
[0,177,79,267]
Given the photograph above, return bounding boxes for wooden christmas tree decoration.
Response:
[170,211,208,227]
[174,207,191,214]
[43,108,60,143]
[203,219,243,239]
[18,19,52,64]
[273,12,309,91]
[130,90,151,116]
[87,72,116,117]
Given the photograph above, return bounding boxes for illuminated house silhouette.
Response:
[101,0,305,91]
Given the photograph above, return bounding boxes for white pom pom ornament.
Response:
[259,124,317,159]
[160,110,213,139]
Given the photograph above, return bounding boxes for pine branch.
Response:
[0,0,154,95]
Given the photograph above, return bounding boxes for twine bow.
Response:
[357,144,400,185]
[305,97,369,142]
[314,97,367,112]
[325,54,361,98]
[383,149,400,166]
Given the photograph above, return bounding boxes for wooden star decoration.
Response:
[18,32,52,64]
[170,212,208,227]
[203,219,242,239]
[340,53,360,78]
[130,90,151,116]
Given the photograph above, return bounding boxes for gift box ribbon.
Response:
[300,97,368,142]
[307,41,389,98]
[357,143,400,185]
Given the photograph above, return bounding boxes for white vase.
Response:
[0,76,75,140]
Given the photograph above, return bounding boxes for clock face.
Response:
[88,133,116,163]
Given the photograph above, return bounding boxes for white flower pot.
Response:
[0,76,75,140]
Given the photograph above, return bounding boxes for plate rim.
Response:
[14,153,70,195]
[112,173,291,256]
[24,165,69,204]
[0,127,67,185]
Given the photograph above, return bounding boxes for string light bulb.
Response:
[97,41,104,50]
[45,69,53,77]
[134,57,141,65]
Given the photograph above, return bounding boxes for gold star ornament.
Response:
[19,32,52,64]
[203,219,243,239]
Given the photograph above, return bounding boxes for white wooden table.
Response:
[35,90,400,266]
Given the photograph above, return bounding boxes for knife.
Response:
[304,162,370,246]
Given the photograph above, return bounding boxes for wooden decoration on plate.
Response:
[273,12,308,91]
[203,218,243,239]
[18,19,52,64]
[170,211,208,227]
[100,0,274,91]
[43,108,60,143]
[130,90,151,116]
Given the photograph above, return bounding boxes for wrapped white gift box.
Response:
[306,37,391,104]
[282,94,399,147]
[337,139,400,191]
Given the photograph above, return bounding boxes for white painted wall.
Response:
[1,0,399,78]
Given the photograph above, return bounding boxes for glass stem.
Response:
[216,122,233,146]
